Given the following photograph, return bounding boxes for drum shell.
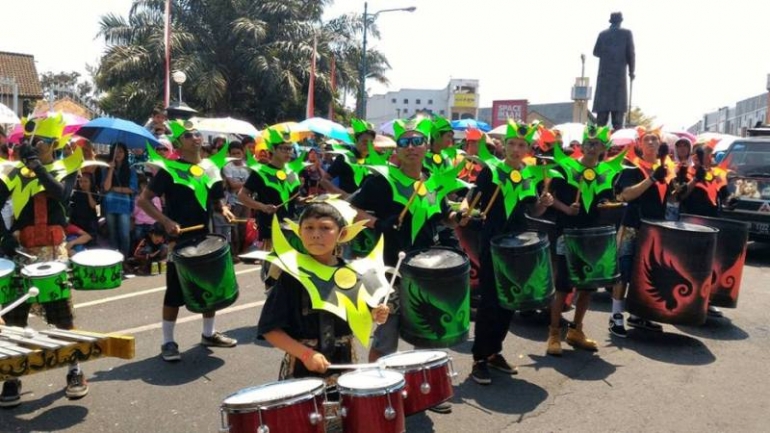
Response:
[380,350,453,416]
[0,260,19,305]
[563,226,620,289]
[21,263,70,304]
[70,250,124,291]
[338,371,406,433]
[491,232,554,311]
[679,214,749,308]
[454,217,483,292]
[627,220,718,325]
[398,247,470,348]
[172,235,239,313]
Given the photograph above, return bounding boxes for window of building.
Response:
[391,98,396,104]
[403,108,408,114]
[428,99,433,105]
[403,98,409,104]
[416,99,421,105]
[439,110,445,115]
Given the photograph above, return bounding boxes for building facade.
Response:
[689,90,768,136]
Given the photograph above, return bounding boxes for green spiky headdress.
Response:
[263,127,292,150]
[168,119,196,147]
[393,117,433,141]
[21,113,70,149]
[582,124,612,148]
[351,118,376,138]
[431,116,453,142]
[505,120,537,145]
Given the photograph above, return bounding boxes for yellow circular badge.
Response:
[415,182,428,196]
[705,172,713,181]
[20,167,36,178]
[333,268,358,290]
[189,165,204,177]
[276,170,287,181]
[509,170,522,183]
[432,154,442,164]
[356,158,365,165]
[583,169,596,181]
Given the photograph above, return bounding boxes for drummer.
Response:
[462,120,554,385]
[609,128,669,337]
[426,116,463,250]
[319,118,377,198]
[0,115,87,407]
[137,119,238,363]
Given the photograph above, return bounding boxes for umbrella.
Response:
[7,111,89,144]
[668,130,697,144]
[552,122,586,148]
[190,116,259,137]
[76,117,161,149]
[379,119,396,137]
[0,102,19,125]
[488,124,507,137]
[609,128,639,147]
[374,134,396,149]
[451,119,491,132]
[261,121,312,143]
[299,117,353,144]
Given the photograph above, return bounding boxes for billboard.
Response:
[453,93,477,108]
[491,100,528,127]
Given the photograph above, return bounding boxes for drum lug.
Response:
[448,356,459,380]
[384,406,397,421]
[257,426,270,433]
[339,406,348,418]
[420,382,431,395]
[401,389,408,400]
[218,408,230,433]
[309,412,323,425]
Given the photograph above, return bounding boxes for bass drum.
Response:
[490,232,554,311]
[172,235,239,313]
[562,226,620,290]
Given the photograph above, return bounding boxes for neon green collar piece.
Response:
[553,144,626,210]
[505,120,537,144]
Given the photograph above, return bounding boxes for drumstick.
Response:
[327,362,382,370]
[0,287,39,317]
[573,181,582,206]
[542,166,552,195]
[397,180,423,230]
[278,191,301,208]
[15,249,37,261]
[178,224,205,234]
[383,252,406,306]
[463,191,482,217]
[230,218,250,223]
[480,184,501,220]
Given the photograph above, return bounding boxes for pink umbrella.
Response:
[609,128,639,147]
[7,111,89,143]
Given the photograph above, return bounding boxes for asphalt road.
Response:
[1,242,769,433]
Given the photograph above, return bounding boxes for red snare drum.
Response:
[219,378,326,433]
[337,369,406,433]
[379,350,455,415]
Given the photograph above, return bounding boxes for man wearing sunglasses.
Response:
[320,118,378,198]
[138,120,238,363]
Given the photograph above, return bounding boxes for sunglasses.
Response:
[183,131,202,139]
[396,136,426,148]
[275,145,294,153]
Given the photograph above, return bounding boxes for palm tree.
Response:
[94,0,391,124]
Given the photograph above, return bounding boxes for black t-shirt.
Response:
[551,166,615,233]
[349,173,448,266]
[680,187,720,217]
[1,171,76,231]
[326,154,360,194]
[615,167,668,228]
[148,162,224,240]
[474,165,536,241]
[69,188,100,231]
[243,164,299,237]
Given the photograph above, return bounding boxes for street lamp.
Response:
[172,70,187,103]
[359,2,416,119]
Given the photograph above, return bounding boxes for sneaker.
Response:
[0,379,21,408]
[427,402,452,414]
[470,361,492,385]
[627,316,663,332]
[65,371,89,400]
[161,341,181,362]
[201,332,237,348]
[608,313,628,338]
[487,353,518,375]
[707,306,724,318]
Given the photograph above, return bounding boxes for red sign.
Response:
[491,100,528,127]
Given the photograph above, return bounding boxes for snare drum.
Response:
[337,369,406,433]
[379,350,455,416]
[70,249,124,290]
[219,378,326,433]
[21,261,70,303]
[0,259,19,304]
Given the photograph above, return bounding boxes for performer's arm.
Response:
[617,177,654,202]
[137,185,178,236]
[263,329,330,373]
[30,164,66,200]
[531,192,554,217]
[237,186,276,214]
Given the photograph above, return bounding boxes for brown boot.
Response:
[546,326,562,356]
[566,323,598,352]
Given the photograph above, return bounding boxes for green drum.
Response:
[70,249,124,290]
[20,261,71,303]
[563,226,620,290]
[172,234,239,313]
[399,247,470,348]
[491,232,554,311]
[0,259,19,305]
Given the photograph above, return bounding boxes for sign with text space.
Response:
[453,93,478,108]
[492,100,528,127]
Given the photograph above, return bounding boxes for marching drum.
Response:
[562,226,620,289]
[337,369,406,433]
[70,249,124,290]
[20,261,70,304]
[490,232,554,311]
[398,247,470,348]
[379,350,455,416]
[172,234,239,313]
[0,258,17,305]
[626,220,718,325]
[219,378,327,433]
[454,217,483,292]
[679,214,749,308]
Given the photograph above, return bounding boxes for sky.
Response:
[2,0,769,129]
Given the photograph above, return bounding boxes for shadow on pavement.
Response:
[674,316,750,341]
[525,351,617,382]
[405,411,436,432]
[0,390,88,432]
[220,325,272,348]
[453,374,548,417]
[746,242,770,267]
[612,330,716,365]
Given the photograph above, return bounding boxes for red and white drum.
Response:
[337,369,406,433]
[379,350,455,415]
[219,378,326,433]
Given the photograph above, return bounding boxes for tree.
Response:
[38,70,101,115]
[94,0,390,124]
[627,106,656,129]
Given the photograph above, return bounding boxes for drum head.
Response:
[406,249,465,270]
[0,258,15,278]
[494,232,541,248]
[176,235,227,257]
[645,220,718,233]
[21,261,67,277]
[337,369,404,390]
[380,350,448,368]
[222,378,324,410]
[72,249,124,266]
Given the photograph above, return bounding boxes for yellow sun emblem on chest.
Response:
[356,158,365,165]
[333,268,358,290]
[189,165,204,177]
[432,154,443,164]
[509,170,522,183]
[582,169,596,181]
[705,172,713,181]
[415,182,428,196]
[276,170,287,181]
[20,167,36,178]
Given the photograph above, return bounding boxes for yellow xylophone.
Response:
[0,325,135,381]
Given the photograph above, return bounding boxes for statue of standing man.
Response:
[592,12,635,130]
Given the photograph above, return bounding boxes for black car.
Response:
[720,138,770,241]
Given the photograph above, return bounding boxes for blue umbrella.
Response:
[76,117,162,149]
[298,117,353,144]
[451,119,491,132]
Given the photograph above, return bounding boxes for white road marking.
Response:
[114,300,266,335]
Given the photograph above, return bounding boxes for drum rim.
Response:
[0,258,15,277]
[336,369,406,396]
[173,234,230,259]
[220,378,325,412]
[402,246,469,271]
[379,350,449,370]
[679,214,751,231]
[563,225,616,235]
[641,219,719,233]
[490,231,548,249]
[21,261,68,277]
[71,249,125,266]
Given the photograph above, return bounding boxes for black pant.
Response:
[597,111,625,130]
[471,242,513,361]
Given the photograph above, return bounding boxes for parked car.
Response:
[720,138,770,241]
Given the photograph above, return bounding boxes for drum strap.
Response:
[19,195,65,248]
